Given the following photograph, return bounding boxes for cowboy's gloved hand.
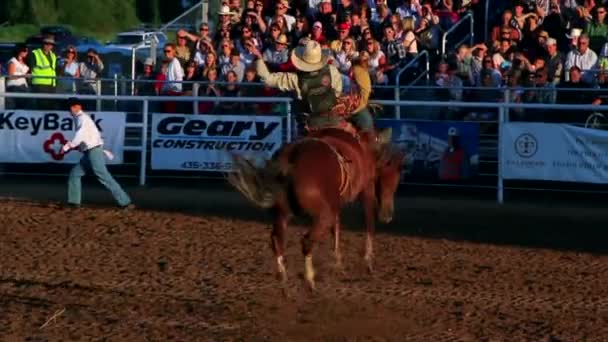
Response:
[61,142,72,153]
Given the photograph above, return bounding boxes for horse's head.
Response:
[372,127,403,224]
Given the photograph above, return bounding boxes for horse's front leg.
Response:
[360,186,376,273]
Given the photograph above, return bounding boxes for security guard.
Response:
[28,35,58,109]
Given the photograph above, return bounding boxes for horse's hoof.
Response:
[306,279,316,292]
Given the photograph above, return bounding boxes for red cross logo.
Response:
[43,133,68,161]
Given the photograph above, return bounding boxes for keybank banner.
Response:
[502,122,608,183]
[376,119,480,181]
[0,110,125,164]
[151,113,283,171]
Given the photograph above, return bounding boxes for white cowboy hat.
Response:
[290,40,328,72]
[566,28,582,39]
[275,34,288,45]
[218,5,236,16]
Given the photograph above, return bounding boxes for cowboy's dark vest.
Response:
[296,66,338,127]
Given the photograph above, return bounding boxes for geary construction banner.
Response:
[151,113,283,171]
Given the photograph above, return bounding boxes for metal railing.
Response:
[159,1,205,33]
[394,50,430,119]
[441,12,474,56]
[2,91,608,203]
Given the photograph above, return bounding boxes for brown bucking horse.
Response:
[227,127,403,290]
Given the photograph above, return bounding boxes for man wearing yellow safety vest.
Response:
[27,35,58,109]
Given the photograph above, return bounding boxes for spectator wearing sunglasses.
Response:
[57,45,80,95]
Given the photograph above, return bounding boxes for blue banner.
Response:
[376,120,480,181]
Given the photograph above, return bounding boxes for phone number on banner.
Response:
[180,161,233,171]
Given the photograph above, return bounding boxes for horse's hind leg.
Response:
[271,205,290,285]
[332,215,343,270]
[302,208,335,291]
[361,186,376,273]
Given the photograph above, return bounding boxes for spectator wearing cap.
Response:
[584,5,608,53]
[544,37,563,85]
[310,21,328,45]
[134,58,157,96]
[267,0,295,31]
[330,22,352,53]
[263,34,289,68]
[78,48,104,102]
[314,0,338,41]
[564,33,598,84]
[222,48,245,82]
[217,5,237,35]
[28,35,57,110]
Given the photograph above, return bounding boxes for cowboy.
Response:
[251,38,351,133]
[61,97,134,210]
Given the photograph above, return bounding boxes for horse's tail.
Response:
[226,154,287,209]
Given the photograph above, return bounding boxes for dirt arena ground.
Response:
[1,177,608,341]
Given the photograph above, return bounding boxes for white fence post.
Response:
[140,99,149,186]
[285,100,292,143]
[0,77,5,110]
[497,103,505,204]
[193,82,199,114]
[96,79,102,112]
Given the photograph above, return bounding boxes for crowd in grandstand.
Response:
[4,0,608,119]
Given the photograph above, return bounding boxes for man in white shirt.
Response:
[565,34,598,84]
[61,97,133,209]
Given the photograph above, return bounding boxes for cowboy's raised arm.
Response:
[255,52,299,93]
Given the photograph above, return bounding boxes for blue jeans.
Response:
[349,107,374,131]
[68,146,131,206]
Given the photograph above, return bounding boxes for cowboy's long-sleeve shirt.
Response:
[255,57,343,100]
[351,64,371,114]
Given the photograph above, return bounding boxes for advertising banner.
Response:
[151,113,283,171]
[376,119,480,181]
[502,122,608,183]
[0,110,126,164]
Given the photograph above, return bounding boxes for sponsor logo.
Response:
[0,112,103,135]
[153,116,280,152]
[43,132,68,161]
[514,133,538,158]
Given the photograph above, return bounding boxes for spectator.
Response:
[263,33,290,68]
[201,51,219,77]
[584,5,608,53]
[222,48,246,82]
[217,39,234,66]
[28,35,57,110]
[57,45,79,95]
[291,15,309,44]
[154,59,169,96]
[310,21,328,45]
[78,48,104,96]
[564,33,598,84]
[160,43,185,113]
[267,0,296,31]
[193,38,214,68]
[198,67,221,113]
[544,37,563,85]
[6,43,30,109]
[334,37,359,74]
[363,39,388,84]
[175,31,192,68]
[218,70,241,113]
[241,66,261,112]
[134,58,157,96]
